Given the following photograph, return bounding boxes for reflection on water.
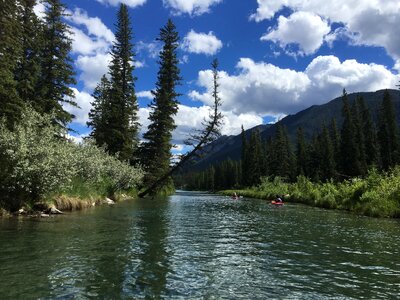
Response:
[0,191,399,299]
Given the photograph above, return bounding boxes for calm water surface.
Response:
[0,191,399,299]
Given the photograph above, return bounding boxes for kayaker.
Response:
[276,195,283,202]
[232,192,238,199]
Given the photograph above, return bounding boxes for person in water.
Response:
[276,195,283,202]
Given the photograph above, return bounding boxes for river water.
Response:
[0,191,399,299]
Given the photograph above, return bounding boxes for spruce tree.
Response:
[38,0,76,128]
[340,89,361,177]
[271,124,293,179]
[352,97,367,175]
[295,127,308,176]
[357,96,378,167]
[240,125,250,186]
[248,129,262,185]
[0,0,23,127]
[15,0,43,107]
[87,75,111,147]
[141,19,181,191]
[319,125,336,181]
[105,4,139,161]
[329,118,341,170]
[377,90,399,170]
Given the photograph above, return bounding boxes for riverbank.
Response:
[220,167,400,218]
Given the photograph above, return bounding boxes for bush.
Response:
[0,106,144,211]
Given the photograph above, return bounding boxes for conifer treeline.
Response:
[186,90,400,190]
[0,0,76,129]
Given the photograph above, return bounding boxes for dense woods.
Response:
[185,89,400,191]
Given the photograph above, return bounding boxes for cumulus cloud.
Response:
[76,53,112,90]
[96,0,147,7]
[69,27,110,55]
[261,11,330,56]
[64,89,94,125]
[163,0,222,16]
[182,30,223,55]
[137,90,153,99]
[190,56,398,117]
[250,0,400,63]
[33,2,46,19]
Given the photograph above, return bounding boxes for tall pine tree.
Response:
[38,0,76,128]
[340,89,361,177]
[15,0,43,107]
[377,90,399,170]
[0,0,23,127]
[295,127,309,176]
[141,19,181,191]
[105,4,139,161]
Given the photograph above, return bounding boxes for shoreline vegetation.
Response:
[219,167,400,218]
[0,106,144,217]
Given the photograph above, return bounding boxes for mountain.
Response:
[190,89,400,171]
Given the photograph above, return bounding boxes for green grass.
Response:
[220,167,400,218]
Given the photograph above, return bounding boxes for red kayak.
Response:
[271,200,284,206]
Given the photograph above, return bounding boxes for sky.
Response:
[35,0,400,152]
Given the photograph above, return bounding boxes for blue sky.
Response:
[35,0,400,149]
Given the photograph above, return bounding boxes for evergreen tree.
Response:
[141,19,181,190]
[240,125,250,186]
[87,75,111,147]
[357,96,378,167]
[248,129,262,185]
[37,0,76,128]
[319,125,336,181]
[377,90,399,170]
[329,118,341,170]
[340,89,361,177]
[105,4,139,161]
[352,97,367,175]
[15,0,43,106]
[0,0,23,127]
[271,124,293,179]
[295,127,308,176]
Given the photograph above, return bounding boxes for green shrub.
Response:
[0,106,144,211]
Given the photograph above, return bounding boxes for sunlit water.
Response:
[0,191,399,299]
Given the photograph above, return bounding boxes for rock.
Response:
[49,207,63,215]
[103,198,115,205]
[40,213,50,218]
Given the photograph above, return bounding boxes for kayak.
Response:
[271,200,284,206]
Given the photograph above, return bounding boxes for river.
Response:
[0,191,399,299]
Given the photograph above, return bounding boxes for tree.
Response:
[138,58,223,198]
[357,96,378,167]
[0,0,23,127]
[352,97,367,175]
[87,75,111,147]
[15,0,43,107]
[140,19,181,193]
[340,89,361,177]
[271,124,293,179]
[105,3,139,161]
[248,129,262,185]
[319,125,336,181]
[295,127,308,176]
[377,90,399,170]
[37,0,76,128]
[240,125,250,186]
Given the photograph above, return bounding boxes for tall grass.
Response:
[221,168,400,218]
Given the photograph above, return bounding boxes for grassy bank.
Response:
[220,168,400,218]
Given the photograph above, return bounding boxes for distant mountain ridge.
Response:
[191,89,400,171]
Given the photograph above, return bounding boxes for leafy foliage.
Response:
[0,106,143,211]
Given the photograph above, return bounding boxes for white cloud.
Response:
[190,56,398,116]
[261,11,330,56]
[96,0,147,7]
[64,88,94,125]
[182,30,223,56]
[70,27,110,55]
[136,41,162,59]
[251,0,400,63]
[163,0,222,16]
[137,90,153,99]
[33,2,46,19]
[76,53,112,90]
[66,8,115,43]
